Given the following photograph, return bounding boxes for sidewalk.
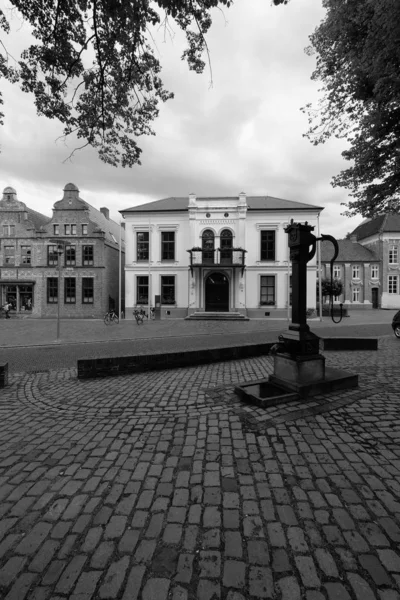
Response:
[0,331,399,599]
[0,310,397,348]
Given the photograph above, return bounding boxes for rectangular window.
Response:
[161,276,176,304]
[260,275,276,306]
[137,232,149,261]
[53,224,59,235]
[82,278,94,304]
[48,245,59,266]
[21,246,31,265]
[289,274,292,306]
[352,287,360,302]
[260,231,275,261]
[82,224,88,235]
[371,265,379,279]
[333,265,341,279]
[71,224,77,235]
[389,246,398,264]
[388,275,398,294]
[352,265,360,279]
[137,276,149,304]
[4,246,15,265]
[64,224,71,235]
[64,278,76,303]
[3,225,15,236]
[161,232,175,261]
[47,278,58,303]
[65,245,76,266]
[82,245,94,266]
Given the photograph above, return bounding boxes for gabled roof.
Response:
[86,204,124,248]
[121,195,323,213]
[351,213,400,240]
[321,239,378,262]
[26,207,51,230]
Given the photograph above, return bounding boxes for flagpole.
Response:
[317,213,322,321]
[148,215,151,319]
[118,220,122,319]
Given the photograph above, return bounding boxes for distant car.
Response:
[392,311,400,338]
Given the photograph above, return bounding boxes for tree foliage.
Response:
[317,277,343,299]
[0,0,287,167]
[303,0,400,218]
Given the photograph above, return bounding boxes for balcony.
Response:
[187,248,246,275]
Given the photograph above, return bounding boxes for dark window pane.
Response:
[161,276,175,304]
[82,278,94,304]
[137,276,149,304]
[65,245,76,266]
[48,245,59,266]
[261,231,275,261]
[137,232,149,261]
[161,232,175,260]
[47,278,58,303]
[82,245,94,265]
[260,275,275,305]
[64,278,76,303]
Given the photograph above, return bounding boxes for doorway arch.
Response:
[205,272,229,312]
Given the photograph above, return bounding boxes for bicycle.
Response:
[133,308,146,325]
[104,310,119,325]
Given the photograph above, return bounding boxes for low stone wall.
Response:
[77,342,275,379]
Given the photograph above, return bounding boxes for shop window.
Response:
[260,275,275,305]
[161,232,175,261]
[161,276,175,304]
[388,275,399,294]
[53,224,59,235]
[260,231,275,261]
[137,276,149,304]
[21,246,31,265]
[82,278,94,304]
[47,278,58,303]
[82,245,94,266]
[65,245,76,266]
[64,278,76,303]
[137,232,149,261]
[48,245,59,266]
[4,246,15,265]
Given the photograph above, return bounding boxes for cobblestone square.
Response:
[1,333,400,599]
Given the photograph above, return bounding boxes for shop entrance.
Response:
[1,283,34,312]
[205,272,229,312]
[372,287,379,309]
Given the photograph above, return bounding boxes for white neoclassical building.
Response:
[120,193,323,319]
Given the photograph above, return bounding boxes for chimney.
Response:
[100,207,109,220]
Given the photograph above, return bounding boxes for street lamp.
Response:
[50,239,67,341]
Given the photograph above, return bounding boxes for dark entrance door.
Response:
[372,287,379,308]
[205,273,229,312]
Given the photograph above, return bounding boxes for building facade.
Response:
[350,214,400,309]
[0,184,124,318]
[121,193,323,319]
[321,237,380,310]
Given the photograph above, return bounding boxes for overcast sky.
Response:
[1,0,363,238]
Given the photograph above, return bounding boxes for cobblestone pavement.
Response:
[1,337,400,599]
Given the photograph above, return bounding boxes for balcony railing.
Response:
[187,248,246,274]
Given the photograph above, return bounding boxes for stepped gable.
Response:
[53,183,89,211]
[321,238,378,262]
[122,194,322,212]
[0,186,50,230]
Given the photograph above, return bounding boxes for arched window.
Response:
[202,229,215,264]
[220,229,233,263]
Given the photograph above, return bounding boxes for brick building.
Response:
[0,184,125,318]
[321,237,380,310]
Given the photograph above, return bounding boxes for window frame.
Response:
[371,265,379,279]
[47,277,58,304]
[136,232,149,261]
[352,265,360,279]
[4,245,15,265]
[82,224,88,235]
[333,265,341,279]
[53,224,60,235]
[71,224,77,235]
[260,230,276,261]
[388,275,399,294]
[47,245,59,267]
[3,224,15,236]
[64,277,76,304]
[389,246,398,264]
[82,277,94,304]
[136,275,149,305]
[161,231,175,261]
[82,245,94,266]
[64,224,71,235]
[64,245,76,267]
[21,245,31,265]
[352,286,360,302]
[260,275,276,306]
[161,275,176,304]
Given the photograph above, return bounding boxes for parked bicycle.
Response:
[133,307,147,325]
[104,310,119,325]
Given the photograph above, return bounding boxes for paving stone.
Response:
[197,580,220,600]
[377,549,400,572]
[142,577,170,600]
[359,554,393,586]
[249,566,274,598]
[324,583,352,600]
[347,573,377,600]
[55,555,87,594]
[223,560,246,588]
[295,556,320,588]
[98,556,129,599]
[314,548,339,578]
[278,576,301,600]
